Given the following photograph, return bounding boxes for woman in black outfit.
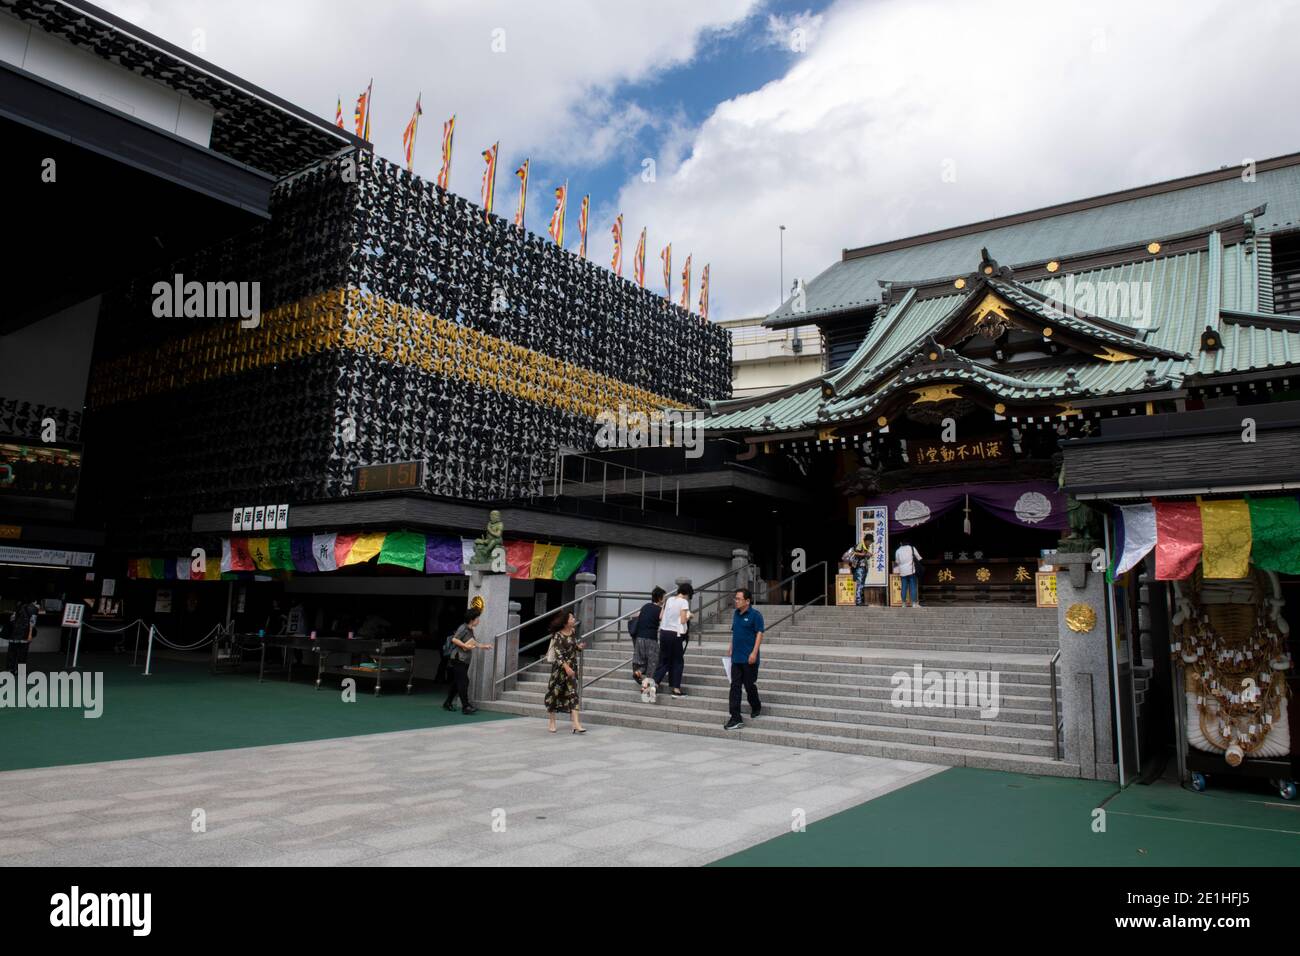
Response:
[443,607,492,715]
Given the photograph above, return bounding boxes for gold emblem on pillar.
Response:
[1065,602,1097,633]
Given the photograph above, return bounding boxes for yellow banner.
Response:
[247,537,273,571]
[343,531,387,566]
[530,543,563,579]
[1198,498,1252,579]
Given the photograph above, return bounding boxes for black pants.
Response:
[6,640,30,674]
[653,631,685,688]
[729,659,761,719]
[444,659,471,709]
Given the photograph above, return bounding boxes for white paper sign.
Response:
[275,504,289,530]
[242,507,254,529]
[232,507,243,532]
[253,506,265,530]
[61,603,85,628]
[722,657,733,681]
[101,578,116,597]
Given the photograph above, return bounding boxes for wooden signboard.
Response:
[835,573,857,606]
[1035,572,1059,608]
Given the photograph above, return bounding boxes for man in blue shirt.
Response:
[724,588,763,730]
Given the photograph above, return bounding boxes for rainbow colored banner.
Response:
[130,532,594,582]
[1112,495,1300,580]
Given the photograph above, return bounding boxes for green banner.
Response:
[1248,496,1300,574]
[378,530,426,571]
[550,546,588,582]
[269,537,295,571]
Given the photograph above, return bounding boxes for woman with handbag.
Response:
[894,539,923,608]
[544,611,587,734]
[442,607,492,714]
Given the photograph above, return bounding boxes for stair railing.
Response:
[1049,648,1063,761]
[749,560,829,633]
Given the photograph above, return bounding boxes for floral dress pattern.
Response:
[544,631,580,713]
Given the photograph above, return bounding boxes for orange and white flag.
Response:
[610,215,623,275]
[548,183,567,247]
[480,142,498,219]
[577,195,590,259]
[437,115,455,190]
[633,228,647,288]
[401,94,422,171]
[335,96,344,129]
[699,263,710,320]
[354,80,372,141]
[679,254,692,310]
[660,243,672,299]
[514,159,529,228]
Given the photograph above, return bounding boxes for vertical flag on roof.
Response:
[611,215,623,275]
[699,263,710,320]
[437,115,455,190]
[577,195,590,258]
[335,96,344,129]
[401,94,422,171]
[633,228,646,288]
[1199,498,1252,579]
[514,158,529,228]
[1154,500,1203,580]
[480,142,498,220]
[1108,503,1156,581]
[660,243,672,299]
[679,254,692,310]
[548,182,567,246]
[354,79,373,141]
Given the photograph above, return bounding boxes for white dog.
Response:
[640,677,657,704]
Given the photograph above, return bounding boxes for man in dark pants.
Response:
[6,597,39,675]
[724,588,764,730]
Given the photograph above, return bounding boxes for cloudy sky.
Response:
[103,0,1300,321]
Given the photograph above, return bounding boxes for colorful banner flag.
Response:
[634,228,646,288]
[425,535,466,574]
[230,539,253,573]
[661,243,672,298]
[480,142,498,220]
[269,537,295,571]
[175,557,190,581]
[1248,496,1300,574]
[203,561,222,581]
[1109,503,1156,581]
[514,158,529,228]
[344,531,386,567]
[1199,498,1252,579]
[354,79,373,141]
[401,94,422,171]
[313,532,339,572]
[611,214,623,275]
[247,537,273,571]
[335,96,344,129]
[163,560,177,580]
[679,253,692,310]
[551,546,588,582]
[437,115,455,190]
[506,539,535,579]
[699,263,710,319]
[530,543,563,579]
[291,536,318,573]
[220,538,233,574]
[548,183,567,246]
[378,531,425,571]
[577,194,589,259]
[1154,500,1203,580]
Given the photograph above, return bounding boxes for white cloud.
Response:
[607,0,1300,320]
[95,0,759,191]
[762,10,823,52]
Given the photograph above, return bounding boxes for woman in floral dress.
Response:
[544,611,586,734]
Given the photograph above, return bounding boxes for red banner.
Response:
[1154,500,1203,580]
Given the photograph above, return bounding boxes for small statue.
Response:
[1059,495,1099,553]
[471,509,505,565]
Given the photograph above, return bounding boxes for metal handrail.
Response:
[693,562,759,623]
[756,592,828,634]
[1049,649,1063,760]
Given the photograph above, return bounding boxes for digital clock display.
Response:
[354,461,425,493]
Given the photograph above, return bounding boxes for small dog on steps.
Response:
[640,677,657,703]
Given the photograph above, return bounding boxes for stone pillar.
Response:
[501,600,522,692]
[464,563,511,704]
[573,572,597,705]
[1054,552,1116,781]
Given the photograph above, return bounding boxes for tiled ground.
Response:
[0,719,942,866]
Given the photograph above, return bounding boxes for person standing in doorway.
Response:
[653,583,692,699]
[5,596,39,675]
[630,586,665,688]
[724,588,764,730]
[894,539,923,608]
[545,611,586,734]
[442,606,492,715]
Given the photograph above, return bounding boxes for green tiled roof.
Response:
[769,159,1300,323]
[705,232,1300,433]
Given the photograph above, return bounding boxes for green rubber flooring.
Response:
[711,767,1300,866]
[0,652,510,772]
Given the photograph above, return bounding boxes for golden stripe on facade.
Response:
[88,288,689,421]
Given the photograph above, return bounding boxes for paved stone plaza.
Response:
[0,719,941,866]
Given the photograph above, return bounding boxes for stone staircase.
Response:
[482,606,1077,777]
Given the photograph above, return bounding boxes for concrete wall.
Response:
[593,544,727,626]
[1,295,100,410]
[0,10,213,146]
